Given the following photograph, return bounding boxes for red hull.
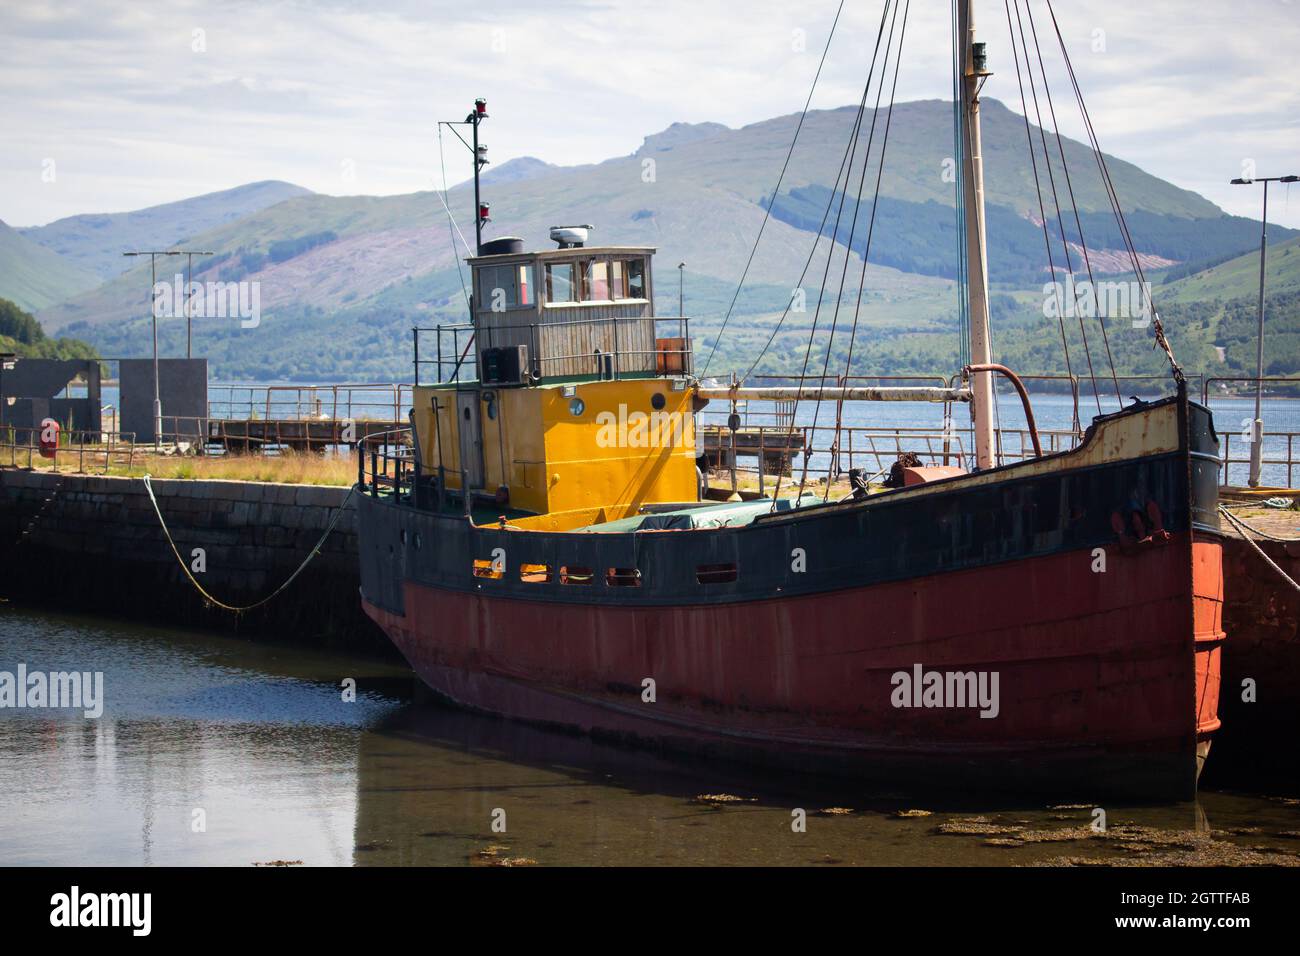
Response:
[365,531,1223,799]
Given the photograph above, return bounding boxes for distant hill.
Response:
[481,157,561,185]
[0,221,99,313]
[19,180,312,280]
[22,99,1298,381]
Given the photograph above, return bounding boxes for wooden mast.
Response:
[959,0,996,470]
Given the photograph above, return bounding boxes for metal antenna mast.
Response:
[438,98,491,255]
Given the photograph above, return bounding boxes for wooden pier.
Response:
[205,418,402,453]
[699,426,805,476]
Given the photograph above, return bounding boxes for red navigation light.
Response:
[475,98,488,117]
[479,202,491,222]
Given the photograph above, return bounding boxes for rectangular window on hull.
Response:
[559,565,594,585]
[473,558,504,580]
[520,563,551,583]
[696,563,738,584]
[606,567,642,587]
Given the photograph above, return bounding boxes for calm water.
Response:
[1,605,1298,867]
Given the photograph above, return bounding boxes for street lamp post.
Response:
[177,250,215,358]
[124,250,182,449]
[1230,174,1298,487]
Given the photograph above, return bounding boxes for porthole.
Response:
[569,397,586,416]
[651,392,666,410]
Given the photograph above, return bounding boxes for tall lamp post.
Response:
[1230,173,1298,487]
[174,250,215,358]
[124,250,182,449]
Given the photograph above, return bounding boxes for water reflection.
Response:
[1,606,1297,867]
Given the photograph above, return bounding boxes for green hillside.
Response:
[0,221,100,313]
[0,297,96,360]
[1159,234,1300,303]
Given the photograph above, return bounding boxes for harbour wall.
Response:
[0,468,396,658]
[1208,535,1300,786]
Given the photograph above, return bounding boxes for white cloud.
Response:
[1,0,1297,227]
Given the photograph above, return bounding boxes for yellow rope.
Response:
[142,474,356,613]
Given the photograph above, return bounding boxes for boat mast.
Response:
[958,0,996,470]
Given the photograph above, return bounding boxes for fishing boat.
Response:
[356,0,1225,800]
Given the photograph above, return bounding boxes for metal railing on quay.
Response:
[0,425,139,474]
[207,383,412,424]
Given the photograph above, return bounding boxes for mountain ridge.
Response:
[12,98,1297,382]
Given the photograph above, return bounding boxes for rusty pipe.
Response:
[963,363,1043,458]
[696,385,971,403]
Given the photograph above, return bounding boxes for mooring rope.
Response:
[1219,505,1300,598]
[1219,503,1300,542]
[141,475,356,613]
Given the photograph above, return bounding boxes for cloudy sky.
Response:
[3,0,1298,228]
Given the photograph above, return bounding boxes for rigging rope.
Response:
[769,0,896,508]
[823,0,911,495]
[1044,0,1184,387]
[699,0,847,379]
[1008,0,1104,413]
[141,475,356,613]
[437,125,473,312]
[1022,1,1122,406]
[1004,0,1078,432]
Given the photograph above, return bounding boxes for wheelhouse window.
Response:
[477,263,534,310]
[623,259,646,300]
[546,262,575,304]
[582,260,610,301]
[517,264,533,306]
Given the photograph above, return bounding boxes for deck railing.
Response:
[413,317,693,385]
[357,428,416,501]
